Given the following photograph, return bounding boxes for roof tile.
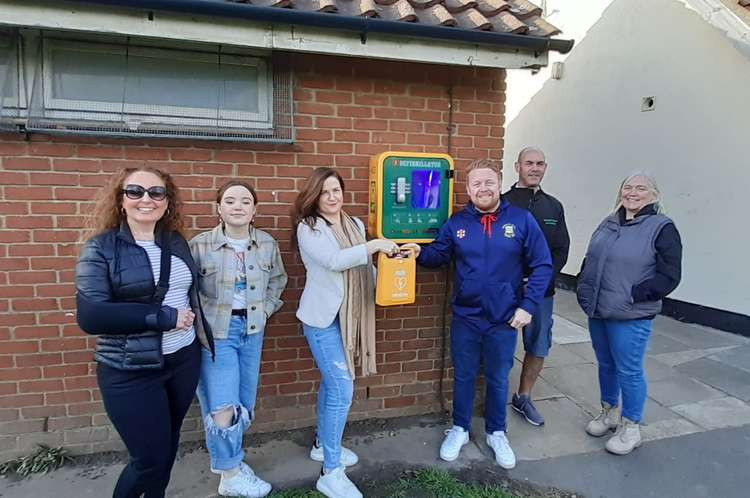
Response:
[453,9,492,30]
[374,0,418,21]
[443,0,478,14]
[524,14,561,37]
[474,0,511,17]
[414,4,457,25]
[225,0,560,38]
[338,0,378,16]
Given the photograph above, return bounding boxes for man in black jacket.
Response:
[503,147,570,426]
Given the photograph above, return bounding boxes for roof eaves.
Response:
[73,0,574,54]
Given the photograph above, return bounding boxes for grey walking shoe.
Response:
[585,402,619,437]
[512,393,545,426]
[605,417,642,455]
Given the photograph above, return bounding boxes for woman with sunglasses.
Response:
[292,167,398,498]
[189,180,287,498]
[75,167,214,498]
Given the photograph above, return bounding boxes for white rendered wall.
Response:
[504,0,750,315]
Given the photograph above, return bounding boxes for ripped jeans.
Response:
[303,318,354,472]
[197,316,263,471]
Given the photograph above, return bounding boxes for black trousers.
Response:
[97,340,201,498]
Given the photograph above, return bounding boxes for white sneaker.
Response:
[217,463,272,498]
[486,431,516,469]
[316,466,363,498]
[310,443,359,467]
[439,425,469,462]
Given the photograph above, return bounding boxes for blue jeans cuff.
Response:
[204,405,250,471]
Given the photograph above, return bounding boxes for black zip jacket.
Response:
[503,184,570,297]
[75,221,214,370]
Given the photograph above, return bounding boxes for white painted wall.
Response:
[504,0,750,315]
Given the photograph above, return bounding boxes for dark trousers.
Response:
[451,317,517,434]
[97,340,201,498]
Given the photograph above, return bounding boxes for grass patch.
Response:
[385,468,519,498]
[0,444,73,477]
[269,468,521,498]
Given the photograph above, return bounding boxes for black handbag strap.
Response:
[153,230,171,304]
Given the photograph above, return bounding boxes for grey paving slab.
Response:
[675,357,750,401]
[559,342,597,363]
[641,398,683,425]
[539,363,601,414]
[640,417,702,441]
[643,356,679,381]
[511,425,750,498]
[650,346,738,367]
[542,342,592,367]
[652,315,748,349]
[648,376,725,407]
[474,397,603,461]
[646,332,695,355]
[550,315,591,345]
[708,345,750,373]
[671,397,750,430]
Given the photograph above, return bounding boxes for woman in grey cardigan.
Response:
[577,172,682,455]
[291,167,397,498]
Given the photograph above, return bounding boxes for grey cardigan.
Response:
[296,217,370,328]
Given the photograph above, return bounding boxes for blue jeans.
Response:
[98,339,200,498]
[451,318,517,434]
[197,316,263,471]
[523,296,554,358]
[588,318,652,422]
[303,318,353,472]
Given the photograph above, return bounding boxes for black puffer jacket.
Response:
[75,221,214,370]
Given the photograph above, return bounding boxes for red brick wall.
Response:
[0,54,505,458]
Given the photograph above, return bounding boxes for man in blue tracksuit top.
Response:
[403,158,552,469]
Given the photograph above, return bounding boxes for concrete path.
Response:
[2,290,749,497]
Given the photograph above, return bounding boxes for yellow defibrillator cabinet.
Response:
[370,152,454,306]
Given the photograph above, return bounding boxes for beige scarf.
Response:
[329,212,377,378]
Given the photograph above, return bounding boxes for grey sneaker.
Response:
[585,402,619,437]
[605,417,641,455]
[512,393,545,426]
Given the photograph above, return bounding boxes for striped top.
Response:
[135,240,196,355]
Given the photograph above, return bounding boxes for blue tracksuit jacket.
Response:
[417,200,553,326]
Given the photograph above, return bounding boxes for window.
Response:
[11,32,293,142]
[0,31,20,128]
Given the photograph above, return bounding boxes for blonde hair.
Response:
[465,158,502,179]
[613,171,665,214]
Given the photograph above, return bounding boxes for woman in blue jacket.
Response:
[577,172,682,455]
[291,167,397,498]
[75,167,214,498]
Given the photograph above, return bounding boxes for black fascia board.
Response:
[70,0,574,54]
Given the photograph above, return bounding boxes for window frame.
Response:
[40,38,273,130]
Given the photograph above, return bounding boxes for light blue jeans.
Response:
[588,318,652,422]
[303,318,353,472]
[197,316,263,471]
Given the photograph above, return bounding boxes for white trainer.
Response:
[439,425,469,462]
[310,443,359,467]
[486,430,516,469]
[217,462,271,497]
[316,466,363,498]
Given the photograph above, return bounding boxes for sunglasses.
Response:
[122,184,168,201]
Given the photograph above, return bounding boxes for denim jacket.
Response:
[189,224,287,339]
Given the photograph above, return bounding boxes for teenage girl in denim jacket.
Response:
[189,180,287,498]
